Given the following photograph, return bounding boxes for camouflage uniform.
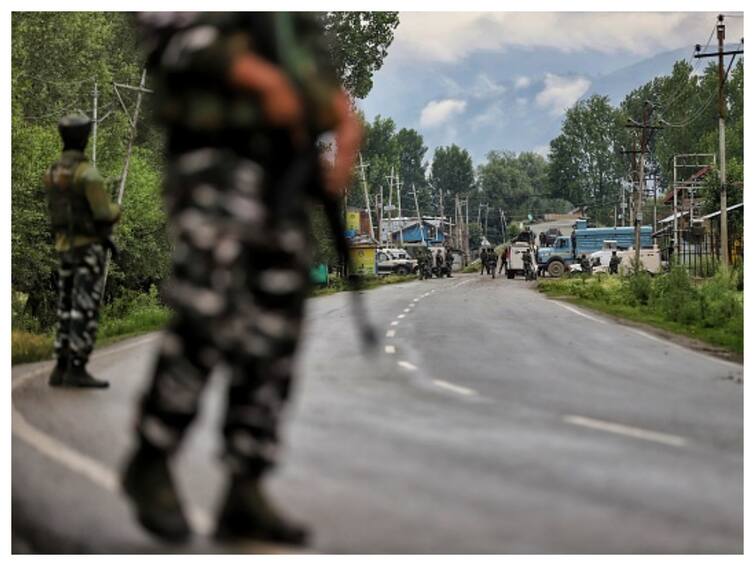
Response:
[609,253,621,275]
[134,12,339,482]
[44,130,120,387]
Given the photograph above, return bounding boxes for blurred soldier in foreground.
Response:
[609,251,621,275]
[122,13,361,545]
[44,114,121,388]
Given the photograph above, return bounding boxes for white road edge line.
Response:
[385,329,396,338]
[384,345,396,354]
[432,380,477,397]
[397,361,417,371]
[11,333,214,535]
[12,406,214,535]
[553,301,606,324]
[12,335,160,392]
[563,415,687,447]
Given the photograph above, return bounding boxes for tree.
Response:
[548,95,625,224]
[429,144,476,212]
[395,128,431,214]
[321,12,400,99]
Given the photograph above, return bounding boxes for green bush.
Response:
[627,271,653,306]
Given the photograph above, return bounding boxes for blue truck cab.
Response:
[537,219,653,277]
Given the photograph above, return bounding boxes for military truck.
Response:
[537,219,654,277]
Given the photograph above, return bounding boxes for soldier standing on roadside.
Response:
[609,251,621,275]
[444,246,454,277]
[479,247,488,275]
[44,114,121,388]
[580,253,593,275]
[122,12,362,545]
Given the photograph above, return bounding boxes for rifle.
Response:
[273,148,376,351]
[271,13,376,352]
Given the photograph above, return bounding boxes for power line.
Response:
[652,23,716,112]
[660,39,743,128]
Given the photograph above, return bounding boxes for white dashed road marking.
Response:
[397,361,417,371]
[384,345,396,355]
[403,308,411,313]
[563,415,687,447]
[397,314,405,319]
[385,330,396,338]
[391,321,399,326]
[432,380,477,397]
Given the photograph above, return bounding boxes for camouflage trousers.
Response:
[54,243,106,368]
[137,148,311,477]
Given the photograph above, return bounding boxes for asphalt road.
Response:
[12,274,743,553]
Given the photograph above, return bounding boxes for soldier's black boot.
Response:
[215,475,309,545]
[122,442,191,542]
[48,357,68,387]
[62,363,109,388]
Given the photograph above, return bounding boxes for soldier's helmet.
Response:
[58,113,92,149]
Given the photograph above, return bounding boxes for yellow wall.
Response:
[349,246,376,275]
[346,211,361,233]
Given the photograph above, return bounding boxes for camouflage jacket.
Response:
[138,12,340,155]
[43,150,121,252]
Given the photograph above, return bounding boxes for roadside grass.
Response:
[538,267,743,354]
[311,273,417,296]
[462,260,481,274]
[11,287,171,366]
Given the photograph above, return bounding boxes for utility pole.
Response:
[396,174,404,247]
[694,15,744,267]
[625,102,663,270]
[412,183,425,245]
[102,69,151,296]
[357,153,375,240]
[114,69,149,206]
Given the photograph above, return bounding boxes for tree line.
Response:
[11,12,399,328]
[12,12,744,330]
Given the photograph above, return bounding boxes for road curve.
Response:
[12,274,743,553]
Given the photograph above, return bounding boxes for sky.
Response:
[357,12,744,165]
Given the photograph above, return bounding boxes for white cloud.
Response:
[419,99,467,128]
[514,76,531,90]
[471,73,507,99]
[391,12,744,63]
[535,74,591,116]
[470,102,505,130]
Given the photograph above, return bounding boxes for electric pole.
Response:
[694,14,744,267]
[102,69,151,296]
[625,102,663,270]
[412,183,425,245]
[357,153,375,240]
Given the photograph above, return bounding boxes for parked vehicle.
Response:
[376,248,418,276]
[588,241,662,275]
[537,219,654,277]
[506,241,538,280]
